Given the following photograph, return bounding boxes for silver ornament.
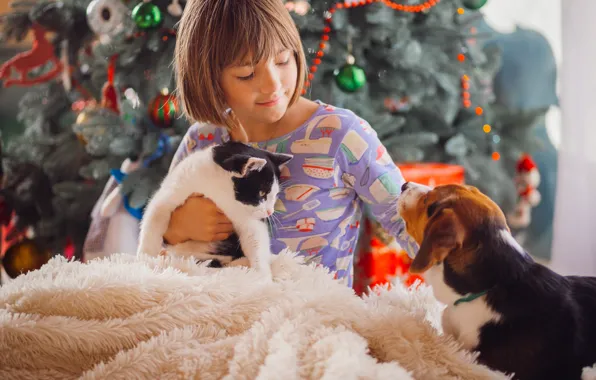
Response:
[86,0,130,40]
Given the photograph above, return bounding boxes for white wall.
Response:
[550,1,596,276]
[482,2,596,275]
[481,0,562,149]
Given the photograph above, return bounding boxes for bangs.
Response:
[215,2,298,68]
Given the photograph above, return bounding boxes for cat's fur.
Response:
[137,141,292,279]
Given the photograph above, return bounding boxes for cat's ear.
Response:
[241,157,267,176]
[225,155,267,178]
[267,152,293,168]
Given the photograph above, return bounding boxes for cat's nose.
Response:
[267,210,273,216]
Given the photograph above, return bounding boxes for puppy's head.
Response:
[398,182,508,274]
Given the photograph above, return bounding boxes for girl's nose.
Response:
[260,66,282,94]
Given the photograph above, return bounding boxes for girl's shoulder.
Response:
[185,121,228,146]
[169,122,227,171]
[304,101,370,133]
[313,101,360,121]
[310,101,374,138]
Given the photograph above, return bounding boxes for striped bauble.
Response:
[148,92,179,128]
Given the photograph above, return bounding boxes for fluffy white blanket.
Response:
[0,251,508,379]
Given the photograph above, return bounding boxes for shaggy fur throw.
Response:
[1,251,511,379]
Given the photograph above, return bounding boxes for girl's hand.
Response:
[164,193,234,244]
[164,111,243,245]
[226,110,249,143]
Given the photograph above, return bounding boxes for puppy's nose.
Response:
[401,182,410,192]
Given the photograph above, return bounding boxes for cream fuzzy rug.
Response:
[0,251,509,380]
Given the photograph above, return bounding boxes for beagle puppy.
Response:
[398,182,596,380]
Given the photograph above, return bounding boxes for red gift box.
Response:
[353,163,465,296]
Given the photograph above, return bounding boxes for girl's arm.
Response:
[335,117,419,258]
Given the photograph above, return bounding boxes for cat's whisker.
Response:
[268,214,279,231]
[267,216,278,238]
[271,213,282,230]
[278,179,297,191]
[273,214,285,235]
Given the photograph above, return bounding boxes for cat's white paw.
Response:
[258,272,274,284]
[255,265,273,283]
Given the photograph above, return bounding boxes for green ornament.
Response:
[462,0,488,10]
[334,63,367,93]
[132,2,163,29]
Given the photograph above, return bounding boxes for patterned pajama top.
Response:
[170,101,419,287]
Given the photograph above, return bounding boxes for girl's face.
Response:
[220,49,298,128]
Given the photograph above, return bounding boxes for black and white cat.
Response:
[136,141,292,279]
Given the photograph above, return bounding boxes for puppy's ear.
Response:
[409,208,465,274]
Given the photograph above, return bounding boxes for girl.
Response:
[166,0,418,287]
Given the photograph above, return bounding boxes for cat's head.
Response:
[213,141,292,219]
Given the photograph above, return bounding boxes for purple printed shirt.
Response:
[170,101,419,286]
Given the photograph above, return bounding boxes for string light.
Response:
[454,7,499,161]
[461,75,471,108]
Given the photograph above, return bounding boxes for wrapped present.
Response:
[354,163,465,296]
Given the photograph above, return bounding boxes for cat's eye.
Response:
[259,190,266,198]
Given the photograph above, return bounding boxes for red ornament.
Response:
[508,153,541,228]
[0,23,63,87]
[101,82,119,113]
[100,55,120,114]
[148,91,179,128]
[63,236,75,260]
[516,153,538,173]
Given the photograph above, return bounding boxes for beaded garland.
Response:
[301,0,442,94]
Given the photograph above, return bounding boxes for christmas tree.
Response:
[0,0,545,274]
[290,0,546,211]
[0,0,186,266]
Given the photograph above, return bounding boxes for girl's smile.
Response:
[256,95,282,107]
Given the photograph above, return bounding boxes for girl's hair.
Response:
[174,0,307,128]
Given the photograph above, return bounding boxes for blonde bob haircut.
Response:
[174,0,307,129]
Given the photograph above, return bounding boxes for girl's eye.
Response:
[277,59,290,66]
[237,73,254,81]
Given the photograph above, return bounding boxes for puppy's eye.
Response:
[427,201,439,218]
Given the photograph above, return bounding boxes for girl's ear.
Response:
[226,110,249,143]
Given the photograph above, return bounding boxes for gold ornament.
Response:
[2,238,52,279]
